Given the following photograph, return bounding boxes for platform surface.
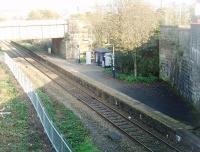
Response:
[39,53,200,126]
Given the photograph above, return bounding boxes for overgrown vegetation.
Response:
[0,63,43,151]
[86,0,160,77]
[37,89,99,152]
[104,34,160,83]
[19,40,51,52]
[20,42,43,51]
[113,35,159,77]
[27,9,61,20]
[80,56,86,63]
[104,68,158,84]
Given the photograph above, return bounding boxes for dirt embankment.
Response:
[0,61,53,152]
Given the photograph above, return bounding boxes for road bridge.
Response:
[0,20,69,58]
[0,20,67,40]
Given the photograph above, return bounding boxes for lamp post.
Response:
[106,43,115,78]
[112,44,115,78]
[77,44,81,63]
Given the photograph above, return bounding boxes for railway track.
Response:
[2,41,186,152]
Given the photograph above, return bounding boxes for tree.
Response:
[27,10,60,20]
[88,0,159,76]
[85,10,108,47]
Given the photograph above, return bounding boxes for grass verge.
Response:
[37,88,100,152]
[104,68,159,84]
[0,63,43,152]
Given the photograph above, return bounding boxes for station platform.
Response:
[38,53,200,127]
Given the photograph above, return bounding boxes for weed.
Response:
[0,63,43,152]
[37,89,100,152]
[104,68,159,84]
[20,42,43,52]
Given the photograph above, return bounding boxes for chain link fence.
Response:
[4,53,72,152]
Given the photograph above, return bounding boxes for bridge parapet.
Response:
[0,20,67,40]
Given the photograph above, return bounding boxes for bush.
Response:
[104,68,159,84]
[114,35,159,77]
[116,73,158,84]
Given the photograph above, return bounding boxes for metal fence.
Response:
[4,53,72,152]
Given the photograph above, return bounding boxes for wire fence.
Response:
[4,53,72,152]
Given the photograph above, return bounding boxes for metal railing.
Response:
[4,53,72,152]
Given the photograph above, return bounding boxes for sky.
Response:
[0,0,107,19]
[0,0,195,19]
[145,0,194,7]
[0,0,104,11]
[0,0,194,11]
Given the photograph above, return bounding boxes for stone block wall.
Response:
[190,25,200,107]
[52,38,78,61]
[159,25,200,110]
[52,38,68,59]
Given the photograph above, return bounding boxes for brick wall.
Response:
[159,25,200,110]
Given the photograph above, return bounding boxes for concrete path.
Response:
[40,54,200,126]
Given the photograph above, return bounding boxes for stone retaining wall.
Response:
[52,38,67,58]
[160,25,200,110]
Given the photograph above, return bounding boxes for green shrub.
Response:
[37,89,100,152]
[114,35,159,77]
[104,68,159,84]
